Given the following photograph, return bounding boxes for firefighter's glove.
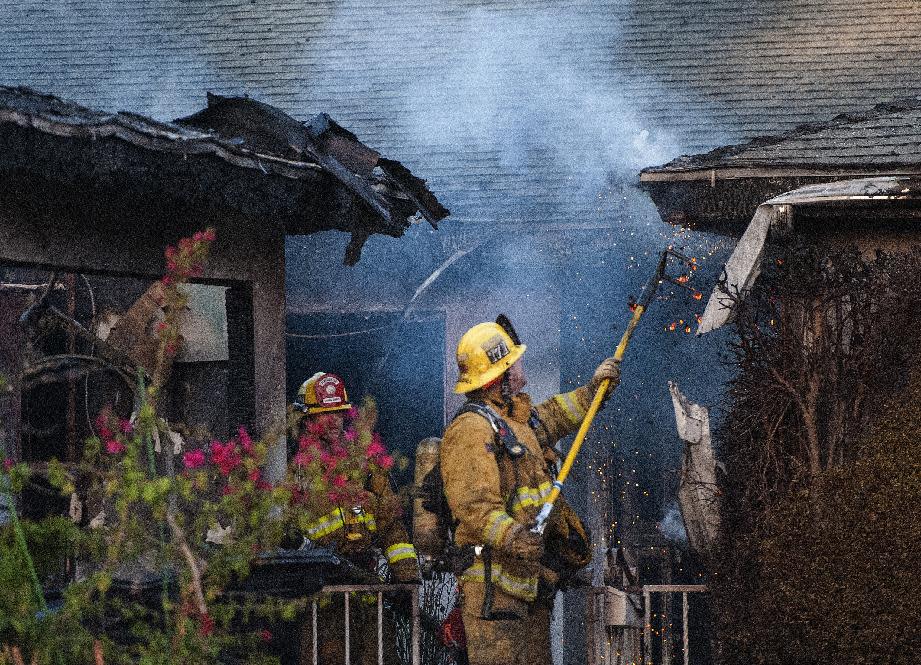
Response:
[506,525,544,561]
[544,500,592,571]
[589,356,621,400]
[390,557,422,584]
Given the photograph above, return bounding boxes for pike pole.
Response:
[532,249,681,534]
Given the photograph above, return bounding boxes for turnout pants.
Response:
[459,581,552,665]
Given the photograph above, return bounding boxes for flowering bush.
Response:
[0,229,405,664]
[289,401,397,510]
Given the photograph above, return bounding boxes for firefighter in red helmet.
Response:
[290,372,419,665]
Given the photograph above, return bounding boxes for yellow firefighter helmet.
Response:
[294,371,352,414]
[454,321,526,394]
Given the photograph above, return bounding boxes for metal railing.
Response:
[310,583,420,665]
[642,585,707,665]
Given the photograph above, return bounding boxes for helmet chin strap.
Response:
[500,372,513,410]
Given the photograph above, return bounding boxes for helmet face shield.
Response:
[454,322,526,393]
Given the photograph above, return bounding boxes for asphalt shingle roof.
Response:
[3,1,921,225]
[642,99,921,175]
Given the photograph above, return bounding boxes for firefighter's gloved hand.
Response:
[506,525,544,561]
[544,499,592,572]
[589,356,621,398]
[390,557,422,584]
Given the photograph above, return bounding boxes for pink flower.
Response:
[95,411,109,430]
[98,426,113,441]
[332,474,348,488]
[377,454,394,470]
[105,439,126,455]
[154,321,168,334]
[299,435,321,452]
[256,480,272,492]
[222,484,236,496]
[293,451,312,467]
[164,342,178,357]
[306,420,325,436]
[3,458,13,472]
[343,429,357,442]
[193,231,204,242]
[347,406,359,419]
[166,259,177,272]
[165,246,176,260]
[366,440,385,458]
[119,419,134,435]
[261,629,272,642]
[319,451,338,469]
[211,440,242,476]
[203,228,216,243]
[183,449,206,470]
[248,468,261,483]
[238,427,253,454]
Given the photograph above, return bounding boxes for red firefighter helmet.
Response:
[294,372,352,414]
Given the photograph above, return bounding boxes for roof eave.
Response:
[640,164,921,184]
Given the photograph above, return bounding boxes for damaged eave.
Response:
[0,87,449,263]
[640,97,921,236]
[639,164,921,184]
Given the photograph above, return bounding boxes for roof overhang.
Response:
[640,164,921,184]
[696,176,921,333]
[0,87,449,264]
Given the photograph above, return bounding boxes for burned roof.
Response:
[0,86,448,264]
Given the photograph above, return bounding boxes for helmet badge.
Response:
[315,374,346,406]
[484,336,510,364]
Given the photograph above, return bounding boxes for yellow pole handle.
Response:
[532,304,646,533]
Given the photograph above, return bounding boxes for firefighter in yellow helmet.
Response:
[441,319,620,665]
[290,372,419,665]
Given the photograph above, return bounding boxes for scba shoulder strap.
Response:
[455,401,525,458]
[453,400,527,620]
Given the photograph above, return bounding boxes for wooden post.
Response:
[643,587,652,665]
[683,592,689,665]
[377,592,383,665]
[344,591,350,665]
[411,586,420,665]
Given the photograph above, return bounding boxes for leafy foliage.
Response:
[1,228,404,663]
[713,241,921,663]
